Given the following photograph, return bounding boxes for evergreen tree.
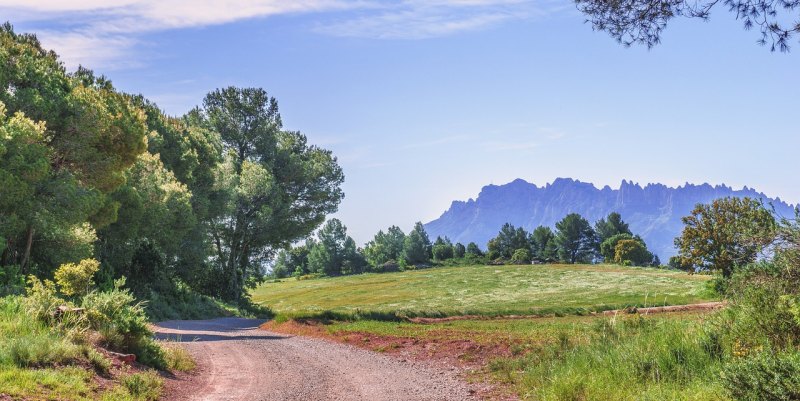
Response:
[555,213,596,264]
[401,222,431,265]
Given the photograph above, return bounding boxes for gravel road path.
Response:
[154,318,478,401]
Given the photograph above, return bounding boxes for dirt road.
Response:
[154,318,477,401]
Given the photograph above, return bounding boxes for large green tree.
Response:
[363,226,405,267]
[198,87,344,300]
[401,222,431,265]
[594,212,632,253]
[531,226,557,262]
[675,197,776,278]
[555,213,596,264]
[432,236,455,261]
[487,223,529,260]
[307,219,363,276]
[0,26,147,273]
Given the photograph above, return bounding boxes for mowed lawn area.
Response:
[252,264,716,317]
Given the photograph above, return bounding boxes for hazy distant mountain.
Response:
[424,178,796,260]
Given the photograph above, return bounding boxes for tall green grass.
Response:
[491,315,726,400]
[0,295,169,400]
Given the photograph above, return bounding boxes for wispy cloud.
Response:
[401,134,474,150]
[0,0,356,69]
[0,0,551,70]
[483,140,538,151]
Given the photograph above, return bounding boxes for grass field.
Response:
[253,264,716,318]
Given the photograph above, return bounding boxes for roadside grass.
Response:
[161,342,196,372]
[254,264,716,320]
[0,295,175,400]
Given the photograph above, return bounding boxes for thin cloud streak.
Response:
[0,0,551,69]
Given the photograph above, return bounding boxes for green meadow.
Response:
[253,264,716,318]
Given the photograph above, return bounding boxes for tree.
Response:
[511,248,532,264]
[0,26,148,273]
[272,240,315,278]
[575,0,800,51]
[531,226,557,262]
[199,87,344,300]
[600,233,635,262]
[675,197,776,278]
[614,239,654,266]
[307,219,363,276]
[555,213,596,264]
[453,242,466,259]
[466,242,483,257]
[487,223,529,259]
[432,236,455,261]
[595,212,632,251]
[363,226,405,267]
[95,151,195,291]
[401,222,431,265]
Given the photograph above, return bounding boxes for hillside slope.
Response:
[425,178,795,259]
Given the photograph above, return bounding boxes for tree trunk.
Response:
[21,226,34,274]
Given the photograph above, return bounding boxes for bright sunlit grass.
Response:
[252,264,716,318]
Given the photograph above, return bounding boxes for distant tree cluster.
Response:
[485,212,659,266]
[271,211,661,279]
[271,221,488,278]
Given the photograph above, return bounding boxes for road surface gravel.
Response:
[154,318,478,401]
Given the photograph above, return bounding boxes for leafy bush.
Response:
[81,279,165,368]
[54,258,100,297]
[510,248,531,264]
[722,351,800,401]
[712,264,800,355]
[22,276,64,324]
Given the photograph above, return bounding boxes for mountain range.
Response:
[424,178,796,260]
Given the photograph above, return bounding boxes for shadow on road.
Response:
[153,317,285,342]
[154,332,285,342]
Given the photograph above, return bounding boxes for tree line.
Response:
[0,24,344,305]
[272,211,660,278]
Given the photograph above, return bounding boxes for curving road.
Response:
[154,318,477,401]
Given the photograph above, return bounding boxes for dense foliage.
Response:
[0,24,344,308]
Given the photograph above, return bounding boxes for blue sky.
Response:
[1,0,798,244]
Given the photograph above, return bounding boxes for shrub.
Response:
[162,344,195,372]
[81,279,165,368]
[722,351,800,401]
[55,259,100,297]
[23,276,63,324]
[510,248,532,264]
